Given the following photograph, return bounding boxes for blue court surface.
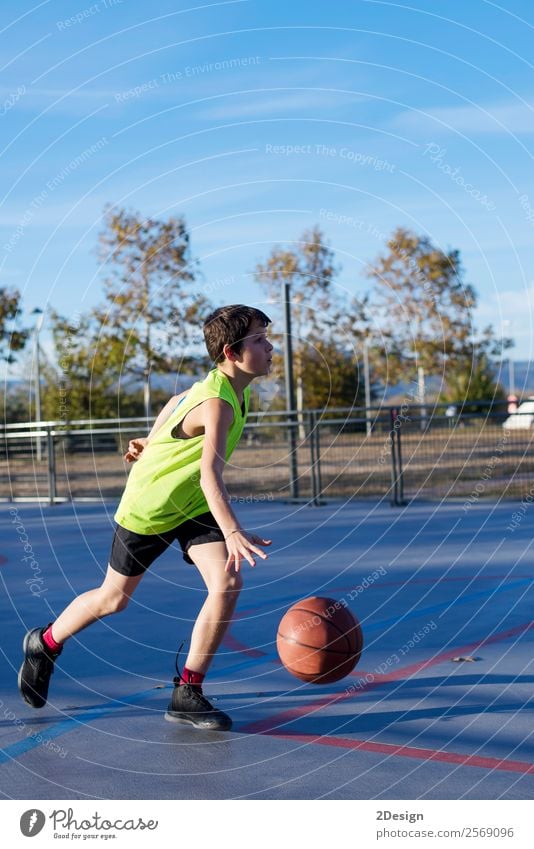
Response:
[1,499,533,800]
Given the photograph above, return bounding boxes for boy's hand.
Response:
[224,531,272,573]
[124,437,149,463]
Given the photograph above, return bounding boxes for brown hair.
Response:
[203,304,271,363]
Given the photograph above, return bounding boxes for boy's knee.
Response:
[230,572,243,594]
[213,572,243,597]
[100,592,129,616]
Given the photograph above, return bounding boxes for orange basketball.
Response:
[276,596,363,684]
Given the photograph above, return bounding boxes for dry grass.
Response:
[1,421,533,502]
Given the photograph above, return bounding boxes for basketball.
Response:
[276,596,363,684]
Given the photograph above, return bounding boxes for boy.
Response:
[18,305,273,731]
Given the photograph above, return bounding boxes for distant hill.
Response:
[380,360,534,403]
[498,360,534,396]
[4,362,534,409]
[152,362,534,398]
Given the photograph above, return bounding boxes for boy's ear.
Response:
[222,343,238,362]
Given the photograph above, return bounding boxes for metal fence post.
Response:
[308,411,323,506]
[287,411,299,498]
[389,407,405,506]
[314,415,322,503]
[389,407,398,506]
[308,411,316,505]
[46,427,56,506]
[287,411,299,499]
[396,411,405,505]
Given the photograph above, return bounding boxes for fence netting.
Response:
[2,402,533,504]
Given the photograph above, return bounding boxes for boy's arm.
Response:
[146,389,189,440]
[124,389,189,462]
[200,398,272,572]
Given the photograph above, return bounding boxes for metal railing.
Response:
[1,401,533,504]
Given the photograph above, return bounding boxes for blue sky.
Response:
[1,0,533,377]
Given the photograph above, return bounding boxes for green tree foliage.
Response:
[334,293,383,401]
[255,226,365,409]
[95,206,207,416]
[366,228,473,378]
[439,347,507,411]
[45,208,207,422]
[301,339,363,410]
[0,287,28,363]
[1,384,30,423]
[255,225,339,339]
[366,228,508,400]
[46,311,120,420]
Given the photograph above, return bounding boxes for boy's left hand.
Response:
[124,437,148,463]
[224,531,272,573]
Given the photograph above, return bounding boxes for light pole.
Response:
[31,308,44,461]
[363,335,372,436]
[415,348,427,431]
[282,279,298,499]
[502,319,515,398]
[508,356,515,396]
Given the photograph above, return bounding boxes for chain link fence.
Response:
[1,401,533,505]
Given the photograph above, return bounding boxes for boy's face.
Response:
[233,320,273,376]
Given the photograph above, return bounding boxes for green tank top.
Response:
[114,369,250,535]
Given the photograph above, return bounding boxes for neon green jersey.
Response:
[114,369,250,535]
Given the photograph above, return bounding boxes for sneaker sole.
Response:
[18,629,46,709]
[164,710,232,732]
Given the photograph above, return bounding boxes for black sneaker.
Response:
[165,682,233,731]
[18,625,62,709]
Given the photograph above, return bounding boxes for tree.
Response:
[440,352,506,410]
[255,225,339,335]
[95,206,207,417]
[45,310,120,421]
[334,292,382,407]
[366,228,507,401]
[439,330,508,409]
[255,226,343,415]
[0,287,29,363]
[300,339,364,410]
[1,383,30,423]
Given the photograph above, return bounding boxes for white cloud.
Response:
[199,88,365,120]
[393,98,534,135]
[476,285,534,360]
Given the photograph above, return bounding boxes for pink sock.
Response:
[180,666,205,688]
[42,625,62,653]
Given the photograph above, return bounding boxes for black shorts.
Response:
[109,511,225,576]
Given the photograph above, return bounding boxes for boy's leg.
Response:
[165,540,240,731]
[51,565,145,643]
[184,540,243,675]
[18,565,145,709]
[18,524,173,710]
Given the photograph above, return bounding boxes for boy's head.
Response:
[203,304,272,364]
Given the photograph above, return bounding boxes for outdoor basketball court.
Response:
[1,498,533,800]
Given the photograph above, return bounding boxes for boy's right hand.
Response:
[124,437,149,463]
[224,530,272,573]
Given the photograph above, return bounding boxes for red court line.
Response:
[242,619,534,734]
[270,733,534,776]
[0,555,7,567]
